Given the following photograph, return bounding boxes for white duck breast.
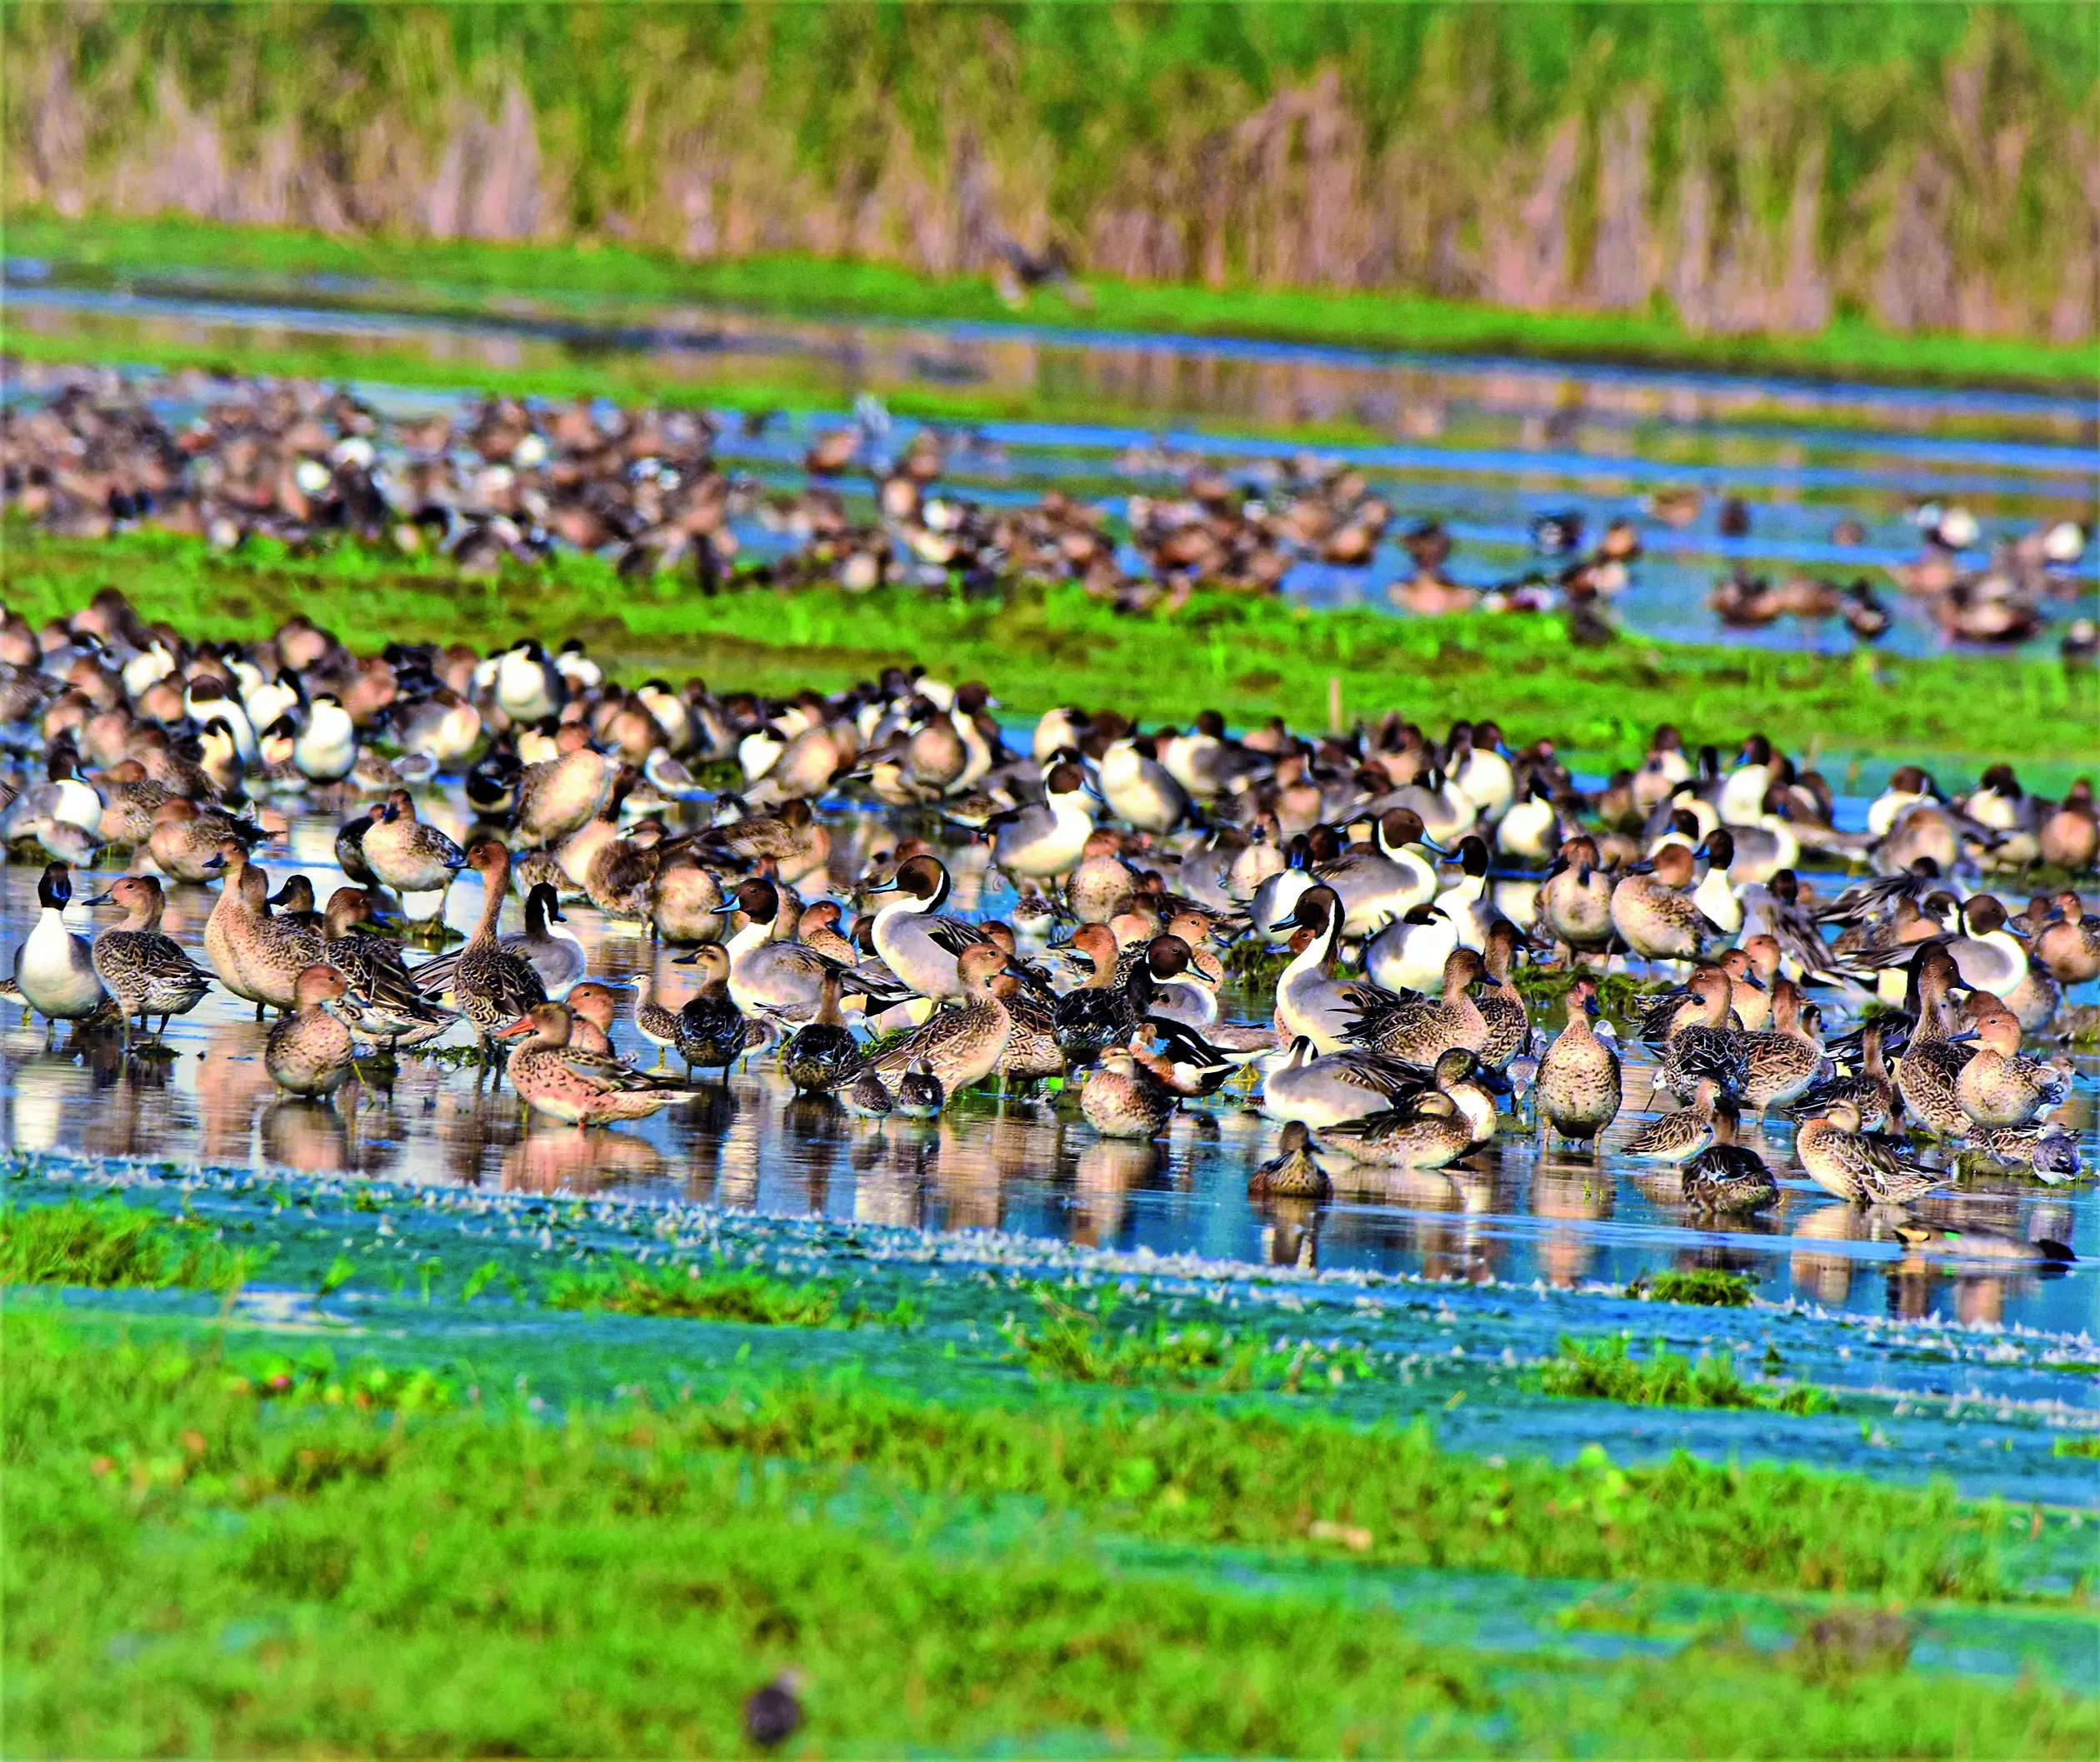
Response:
[48,771,103,836]
[1364,906,1458,995]
[1718,761,1772,827]
[1453,746,1516,823]
[1098,740,1188,834]
[1867,786,1927,837]
[1495,790,1558,861]
[1948,927,2027,996]
[1692,866,1742,937]
[293,699,359,782]
[1432,842,1500,951]
[496,646,563,722]
[991,778,1095,879]
[738,724,788,783]
[1162,730,1226,797]
[121,642,176,699]
[245,676,301,733]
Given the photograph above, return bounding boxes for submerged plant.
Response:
[1626,1270,1757,1308]
[998,1286,1371,1393]
[548,1255,915,1330]
[0,1199,266,1294]
[1538,1335,1832,1415]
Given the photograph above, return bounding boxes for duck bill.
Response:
[494,1016,535,1039]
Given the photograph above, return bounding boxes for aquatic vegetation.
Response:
[548,1255,917,1330]
[1539,1336,1834,1415]
[9,1314,2092,1759]
[8,526,2093,769]
[998,1285,1372,1392]
[223,1345,456,1415]
[2052,1435,2100,1460]
[0,1199,266,1295]
[1627,1270,1758,1308]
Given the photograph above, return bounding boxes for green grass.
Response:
[1627,1270,1758,1309]
[10,1312,2091,1759]
[998,1285,1372,1393]
[7,524,2094,771]
[547,1254,917,1330]
[1539,1337,1835,1416]
[2052,1435,2100,1460]
[12,210,2098,394]
[0,1198,266,1295]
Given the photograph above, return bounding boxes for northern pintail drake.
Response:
[1269,886,1363,1053]
[1536,977,1622,1148]
[701,878,870,1021]
[1320,808,1441,936]
[86,876,211,1045]
[12,863,108,1035]
[1798,1101,1943,1206]
[865,944,1017,1099]
[1953,1007,2068,1127]
[1609,842,1719,963]
[989,758,1097,880]
[865,854,995,1002]
[498,1001,699,1126]
[1247,1121,1332,1200]
[264,965,358,1099]
[1258,1035,1424,1129]
[1942,895,2028,997]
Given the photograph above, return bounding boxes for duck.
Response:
[1248,1121,1332,1200]
[557,982,622,1056]
[148,797,252,884]
[864,854,996,1001]
[1678,1100,1778,1213]
[200,839,269,1014]
[1648,967,1752,1105]
[865,944,1017,1098]
[1942,895,2028,998]
[1321,1091,1476,1171]
[1472,920,1532,1069]
[1953,1008,2068,1127]
[842,1064,897,1121]
[1098,735,1188,835]
[674,944,758,1079]
[292,692,359,784]
[697,796,832,886]
[1893,946,1978,1138]
[1082,1047,1179,1139]
[1624,1079,1722,1162]
[1798,1101,1943,1205]
[1537,835,1616,956]
[988,759,1097,880]
[11,862,108,1036]
[1536,976,1622,1148]
[1321,808,1442,936]
[431,841,548,1055]
[1785,1022,1896,1132]
[894,1059,946,1121]
[1610,842,1720,963]
[513,723,615,846]
[650,852,727,946]
[630,966,686,1067]
[498,1001,700,1125]
[360,789,467,912]
[1339,947,1492,1067]
[1257,1034,1423,1128]
[264,965,358,1099]
[1269,886,1365,1053]
[1962,1123,2082,1185]
[782,962,863,1094]
[1362,903,1459,996]
[2033,891,2100,985]
[86,875,212,1046]
[705,878,878,1021]
[1729,981,1826,1114]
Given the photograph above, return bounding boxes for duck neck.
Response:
[472,861,509,944]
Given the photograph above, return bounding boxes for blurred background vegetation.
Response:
[9,1,2097,344]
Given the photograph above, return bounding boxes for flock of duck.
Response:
[2,583,2092,1262]
[4,364,2088,645]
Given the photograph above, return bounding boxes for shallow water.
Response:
[3,787,2093,1341]
[8,259,2096,659]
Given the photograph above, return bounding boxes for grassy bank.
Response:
[5,524,2093,771]
[9,1307,2095,1758]
[11,212,2097,394]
